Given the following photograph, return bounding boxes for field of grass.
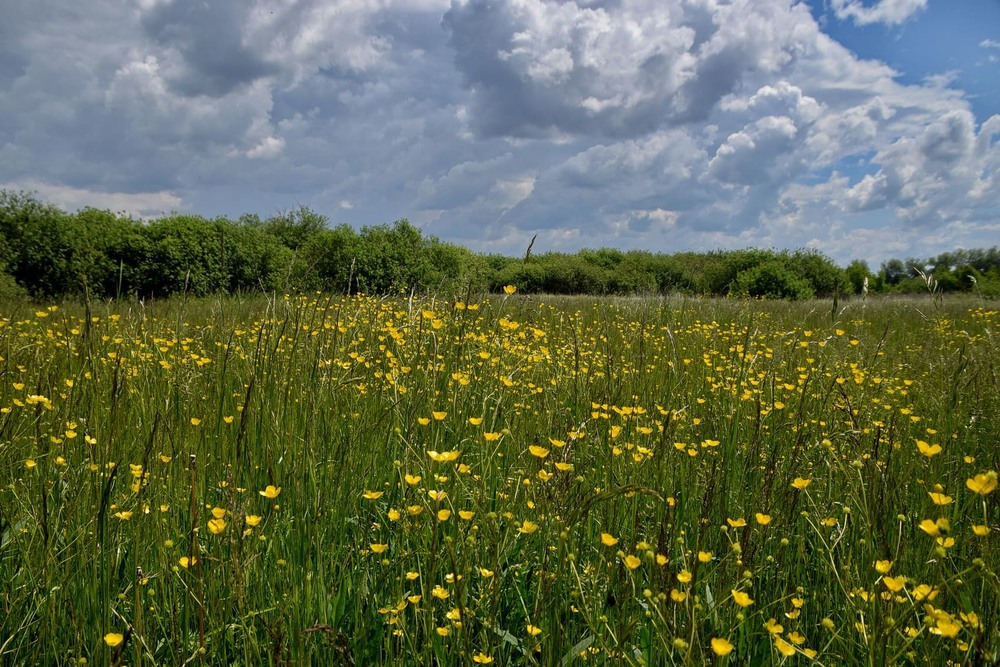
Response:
[1,291,998,665]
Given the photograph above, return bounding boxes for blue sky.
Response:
[1,0,998,267]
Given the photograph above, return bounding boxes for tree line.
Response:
[1,190,997,301]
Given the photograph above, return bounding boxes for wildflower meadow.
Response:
[1,291,997,665]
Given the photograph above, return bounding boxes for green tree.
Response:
[844,259,871,295]
[734,260,815,300]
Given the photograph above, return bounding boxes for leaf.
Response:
[561,635,595,666]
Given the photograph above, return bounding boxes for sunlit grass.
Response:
[0,292,997,665]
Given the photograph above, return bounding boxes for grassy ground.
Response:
[0,291,997,665]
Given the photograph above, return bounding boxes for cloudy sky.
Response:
[2,0,999,266]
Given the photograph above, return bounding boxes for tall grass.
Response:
[0,292,997,665]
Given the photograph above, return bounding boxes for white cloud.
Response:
[830,0,927,27]
[706,115,800,185]
[443,0,819,138]
[0,0,997,269]
[246,136,285,159]
[1,179,181,217]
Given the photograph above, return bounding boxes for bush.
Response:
[734,260,816,300]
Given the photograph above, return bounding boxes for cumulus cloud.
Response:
[442,0,818,138]
[843,110,999,225]
[0,0,997,266]
[1,179,181,218]
[830,0,927,27]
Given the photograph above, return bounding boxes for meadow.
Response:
[0,290,997,665]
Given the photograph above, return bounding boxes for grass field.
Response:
[1,291,997,665]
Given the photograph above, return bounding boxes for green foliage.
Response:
[2,189,998,302]
[733,259,816,300]
[845,259,871,295]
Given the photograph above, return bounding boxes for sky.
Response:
[1,0,998,267]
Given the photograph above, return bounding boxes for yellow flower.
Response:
[405,571,420,580]
[179,556,196,568]
[731,590,754,607]
[882,576,906,592]
[677,570,692,583]
[755,513,772,525]
[933,617,962,638]
[259,485,281,499]
[370,543,388,554]
[874,560,892,574]
[432,411,447,421]
[483,432,502,442]
[774,636,796,657]
[468,417,484,426]
[479,567,495,578]
[437,509,452,521]
[711,637,734,656]
[600,533,618,546]
[919,518,949,536]
[503,284,517,295]
[404,474,422,486]
[765,618,784,635]
[519,520,539,534]
[670,589,686,602]
[417,417,430,426]
[459,510,475,520]
[223,415,234,424]
[245,515,262,527]
[211,507,226,519]
[791,477,811,490]
[928,492,953,505]
[727,517,747,528]
[537,469,553,481]
[972,524,990,536]
[24,459,36,470]
[431,585,449,599]
[427,450,461,462]
[555,461,574,471]
[916,440,942,457]
[698,551,713,563]
[190,417,201,426]
[528,445,549,458]
[966,471,998,495]
[526,624,542,636]
[623,554,642,570]
[104,632,124,647]
[388,508,401,521]
[114,511,133,521]
[207,518,226,534]
[473,652,494,664]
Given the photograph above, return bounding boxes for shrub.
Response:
[734,260,816,300]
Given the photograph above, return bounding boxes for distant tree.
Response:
[733,261,815,300]
[263,206,328,251]
[844,259,871,295]
[879,258,907,286]
[788,249,848,296]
